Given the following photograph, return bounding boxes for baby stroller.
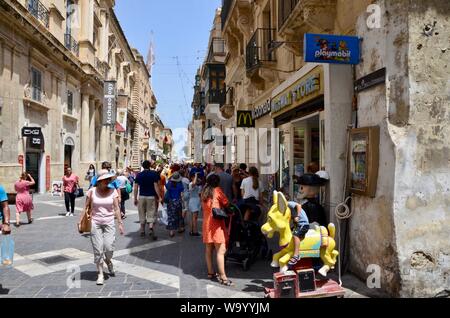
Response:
[225,204,271,271]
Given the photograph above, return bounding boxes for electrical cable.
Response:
[334,125,354,287]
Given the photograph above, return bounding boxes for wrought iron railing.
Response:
[246,28,276,71]
[27,0,49,28]
[221,0,233,30]
[64,33,79,56]
[278,0,300,30]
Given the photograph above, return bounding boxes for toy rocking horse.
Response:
[261,191,339,277]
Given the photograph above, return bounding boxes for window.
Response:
[67,91,73,114]
[31,68,42,102]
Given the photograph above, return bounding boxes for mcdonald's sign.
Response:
[237,111,255,128]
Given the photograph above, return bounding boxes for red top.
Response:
[63,174,79,193]
[202,187,229,244]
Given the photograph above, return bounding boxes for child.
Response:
[188,173,202,236]
[287,201,310,267]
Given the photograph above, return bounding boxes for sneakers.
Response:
[106,261,115,276]
[96,274,104,285]
[65,212,71,217]
[70,213,75,217]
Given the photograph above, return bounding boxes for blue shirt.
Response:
[189,167,205,178]
[135,170,160,197]
[0,185,7,220]
[288,201,309,226]
[90,175,120,190]
[166,182,184,200]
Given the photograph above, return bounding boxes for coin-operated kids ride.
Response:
[261,191,344,298]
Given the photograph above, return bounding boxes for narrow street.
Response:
[0,194,379,298]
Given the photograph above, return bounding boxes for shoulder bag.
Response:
[79,192,92,233]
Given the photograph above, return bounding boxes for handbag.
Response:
[125,182,133,194]
[78,194,92,233]
[76,188,84,198]
[212,207,229,220]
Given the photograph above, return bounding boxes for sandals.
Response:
[28,218,33,224]
[148,228,158,241]
[288,255,301,267]
[218,278,234,287]
[208,273,219,280]
[169,231,175,238]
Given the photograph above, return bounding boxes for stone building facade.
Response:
[0,0,159,191]
[208,0,449,297]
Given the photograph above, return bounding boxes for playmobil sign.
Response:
[304,33,361,65]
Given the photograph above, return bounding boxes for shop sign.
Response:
[103,81,117,126]
[304,33,361,65]
[22,127,41,137]
[354,68,386,93]
[237,111,255,128]
[252,99,271,120]
[271,68,323,117]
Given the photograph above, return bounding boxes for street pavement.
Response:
[0,194,383,298]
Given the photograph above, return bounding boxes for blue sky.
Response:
[115,0,221,158]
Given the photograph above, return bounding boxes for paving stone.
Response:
[122,290,149,297]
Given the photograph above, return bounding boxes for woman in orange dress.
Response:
[201,174,233,286]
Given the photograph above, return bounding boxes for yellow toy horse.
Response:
[261,191,339,277]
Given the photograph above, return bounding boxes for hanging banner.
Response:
[116,109,127,132]
[304,33,361,65]
[103,81,117,126]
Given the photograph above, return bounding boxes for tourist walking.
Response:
[63,168,79,217]
[201,174,233,286]
[188,172,202,236]
[14,172,35,226]
[165,172,185,238]
[213,163,234,202]
[0,184,11,235]
[116,170,130,219]
[240,167,262,221]
[78,170,124,286]
[181,170,190,223]
[85,164,96,185]
[134,160,162,239]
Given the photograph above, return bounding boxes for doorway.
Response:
[64,145,73,171]
[26,152,40,193]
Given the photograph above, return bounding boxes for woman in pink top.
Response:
[14,172,35,227]
[78,169,124,286]
[62,168,79,217]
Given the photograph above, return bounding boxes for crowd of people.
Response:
[0,159,327,288]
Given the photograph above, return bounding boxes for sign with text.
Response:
[22,127,42,137]
[355,68,386,93]
[103,81,117,126]
[252,99,271,120]
[304,33,361,65]
[237,111,255,128]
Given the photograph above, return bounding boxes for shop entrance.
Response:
[277,112,322,200]
[26,152,40,193]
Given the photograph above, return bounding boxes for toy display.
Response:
[261,191,345,298]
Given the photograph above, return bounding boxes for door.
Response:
[64,145,73,171]
[26,153,40,193]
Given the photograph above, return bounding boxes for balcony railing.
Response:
[278,0,300,31]
[64,33,79,56]
[207,88,226,106]
[246,28,276,71]
[27,0,49,28]
[221,0,233,30]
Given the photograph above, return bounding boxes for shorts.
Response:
[293,224,310,239]
[138,196,157,225]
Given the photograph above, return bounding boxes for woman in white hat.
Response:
[78,169,125,285]
[165,172,185,238]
